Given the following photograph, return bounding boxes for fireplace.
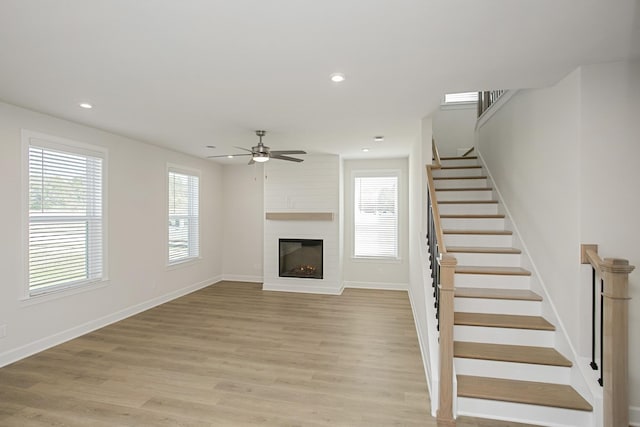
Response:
[279,239,323,279]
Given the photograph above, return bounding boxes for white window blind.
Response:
[354,174,398,258]
[444,92,478,104]
[168,168,199,264]
[28,141,104,294]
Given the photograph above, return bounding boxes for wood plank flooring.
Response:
[0,282,438,426]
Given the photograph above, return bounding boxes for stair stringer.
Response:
[472,150,601,426]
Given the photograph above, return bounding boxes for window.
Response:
[443,91,478,104]
[27,134,105,295]
[168,167,199,264]
[353,172,399,258]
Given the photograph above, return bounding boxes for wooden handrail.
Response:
[581,244,635,427]
[432,138,442,169]
[425,165,447,254]
[461,147,475,157]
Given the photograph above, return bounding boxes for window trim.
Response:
[21,130,109,300]
[166,163,201,267]
[351,169,401,261]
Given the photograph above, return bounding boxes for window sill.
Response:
[166,257,202,270]
[351,256,402,264]
[20,278,110,307]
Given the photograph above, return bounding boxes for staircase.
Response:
[432,156,593,426]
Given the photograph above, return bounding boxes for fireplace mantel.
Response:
[265,212,334,221]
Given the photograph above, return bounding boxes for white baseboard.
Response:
[630,406,640,426]
[0,274,223,368]
[343,281,408,291]
[221,274,263,283]
[262,282,344,295]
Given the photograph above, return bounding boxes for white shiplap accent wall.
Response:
[263,155,342,294]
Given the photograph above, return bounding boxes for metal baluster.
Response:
[598,278,604,386]
[590,267,598,370]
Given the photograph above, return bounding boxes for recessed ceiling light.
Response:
[79,102,93,109]
[330,73,345,83]
[374,136,384,142]
[227,155,234,159]
[206,145,216,149]
[362,148,370,152]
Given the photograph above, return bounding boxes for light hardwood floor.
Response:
[0,281,539,426]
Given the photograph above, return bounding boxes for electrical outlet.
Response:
[0,324,6,339]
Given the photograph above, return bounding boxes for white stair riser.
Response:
[440,218,505,231]
[438,203,499,215]
[454,273,530,289]
[432,168,484,178]
[449,252,521,267]
[455,325,554,347]
[455,358,571,384]
[440,159,479,167]
[454,298,541,316]
[457,397,593,427]
[444,233,513,247]
[436,190,493,201]
[434,178,488,189]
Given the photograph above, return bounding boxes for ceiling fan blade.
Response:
[248,157,255,165]
[233,146,253,152]
[271,154,304,162]
[207,153,251,158]
[270,150,306,155]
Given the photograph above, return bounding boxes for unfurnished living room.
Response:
[1,2,639,427]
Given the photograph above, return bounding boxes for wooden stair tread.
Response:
[454,342,571,367]
[435,187,492,192]
[455,266,531,276]
[439,165,482,170]
[441,214,505,219]
[447,246,520,254]
[434,176,487,180]
[438,200,499,204]
[444,229,512,235]
[455,287,540,301]
[455,312,555,331]
[441,156,478,160]
[457,375,592,411]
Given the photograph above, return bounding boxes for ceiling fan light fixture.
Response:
[253,152,270,162]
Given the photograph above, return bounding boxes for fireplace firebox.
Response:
[279,239,323,279]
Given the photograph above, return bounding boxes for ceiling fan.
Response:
[208,130,306,165]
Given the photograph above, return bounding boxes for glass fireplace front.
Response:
[279,239,323,279]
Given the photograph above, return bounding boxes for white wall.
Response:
[408,115,440,414]
[478,69,582,342]
[432,104,477,156]
[221,164,264,282]
[342,158,409,289]
[0,101,223,366]
[477,60,640,418]
[579,60,640,412]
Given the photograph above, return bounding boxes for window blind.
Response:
[28,144,104,294]
[354,175,398,258]
[444,92,478,104]
[168,169,199,264]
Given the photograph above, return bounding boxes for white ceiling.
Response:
[0,0,638,162]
